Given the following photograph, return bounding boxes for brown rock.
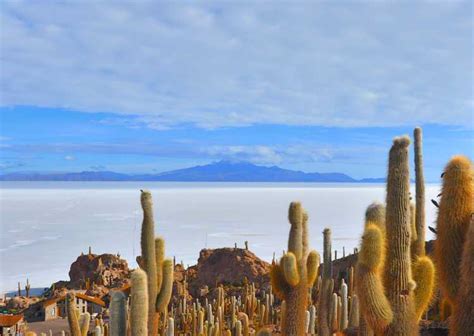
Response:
[68,253,130,290]
[186,248,270,297]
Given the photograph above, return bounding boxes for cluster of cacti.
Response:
[270,202,320,336]
[58,129,473,336]
[435,155,473,335]
[156,279,277,335]
[356,133,435,335]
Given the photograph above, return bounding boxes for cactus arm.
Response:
[287,202,303,259]
[412,256,435,321]
[280,253,300,287]
[155,237,165,292]
[270,263,289,300]
[356,224,393,333]
[306,250,320,287]
[156,259,173,313]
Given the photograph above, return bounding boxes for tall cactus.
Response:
[140,191,158,335]
[435,156,473,304]
[384,135,416,334]
[411,127,435,320]
[435,156,473,335]
[270,202,320,336]
[412,127,425,258]
[318,228,332,336]
[139,190,173,335]
[356,136,433,335]
[130,268,148,336]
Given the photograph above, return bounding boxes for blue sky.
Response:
[0,2,472,180]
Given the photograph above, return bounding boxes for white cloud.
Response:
[64,155,75,161]
[1,2,472,128]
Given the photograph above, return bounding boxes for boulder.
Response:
[187,247,270,297]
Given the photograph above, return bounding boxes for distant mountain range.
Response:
[0,160,385,182]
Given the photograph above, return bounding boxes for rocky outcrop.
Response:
[186,248,271,297]
[68,252,130,290]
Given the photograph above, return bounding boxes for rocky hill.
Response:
[186,247,271,297]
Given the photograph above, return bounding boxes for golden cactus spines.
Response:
[412,256,435,320]
[451,217,474,335]
[140,190,158,336]
[280,252,299,287]
[356,223,393,333]
[435,155,474,304]
[306,250,320,287]
[130,268,148,336]
[364,202,385,232]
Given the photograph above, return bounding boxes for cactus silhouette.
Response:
[270,202,320,336]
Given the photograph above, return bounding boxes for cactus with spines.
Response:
[348,294,359,328]
[409,128,436,321]
[66,293,82,336]
[139,190,174,335]
[330,293,338,332]
[451,217,474,335]
[109,291,127,336]
[433,155,474,334]
[412,127,426,258]
[435,156,473,305]
[156,259,174,313]
[269,202,320,336]
[340,280,348,330]
[356,136,434,335]
[318,228,332,336]
[130,268,148,336]
[140,191,159,335]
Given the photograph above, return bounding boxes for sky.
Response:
[0,1,472,181]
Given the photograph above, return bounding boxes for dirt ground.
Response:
[26,318,96,335]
